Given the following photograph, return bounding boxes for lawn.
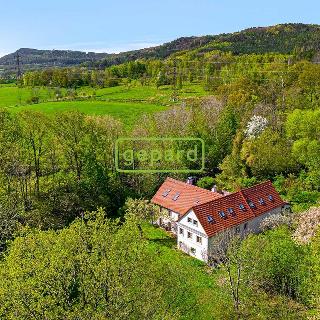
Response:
[92,83,208,102]
[142,223,230,320]
[0,83,207,129]
[0,83,207,107]
[142,223,308,320]
[0,84,68,107]
[7,100,167,129]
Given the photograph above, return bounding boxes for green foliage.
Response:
[286,109,320,172]
[196,176,214,190]
[0,209,186,319]
[241,227,311,304]
[241,128,297,179]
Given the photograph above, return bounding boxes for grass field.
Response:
[0,83,207,129]
[142,223,229,320]
[7,100,167,128]
[0,83,207,107]
[91,83,207,103]
[0,85,51,107]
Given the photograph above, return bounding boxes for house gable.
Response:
[178,209,207,236]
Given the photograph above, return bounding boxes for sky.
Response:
[0,0,319,57]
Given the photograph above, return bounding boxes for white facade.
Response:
[176,210,209,261]
[176,205,285,262]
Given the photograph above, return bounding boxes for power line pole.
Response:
[172,58,178,102]
[15,52,23,104]
[15,52,22,82]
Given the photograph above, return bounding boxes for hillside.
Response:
[1,23,320,77]
[0,37,214,76]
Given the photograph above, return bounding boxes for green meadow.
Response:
[8,100,167,128]
[0,83,206,128]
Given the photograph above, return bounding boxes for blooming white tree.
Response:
[293,207,320,244]
[260,212,292,231]
[245,115,268,139]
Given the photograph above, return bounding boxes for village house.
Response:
[151,177,223,234]
[152,177,289,262]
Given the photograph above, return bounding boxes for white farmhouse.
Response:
[152,178,289,262]
[151,177,222,234]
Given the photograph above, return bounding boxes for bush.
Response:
[197,176,215,190]
[241,227,309,302]
[26,96,40,104]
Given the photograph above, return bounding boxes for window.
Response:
[268,194,274,201]
[179,228,184,235]
[244,223,248,230]
[219,211,226,219]
[172,192,180,201]
[162,189,171,197]
[258,198,265,205]
[239,203,245,211]
[207,215,215,223]
[190,247,196,254]
[187,231,192,239]
[196,236,202,244]
[228,208,236,216]
[187,217,192,223]
[193,219,198,227]
[248,200,255,209]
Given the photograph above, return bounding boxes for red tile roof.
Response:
[191,180,286,237]
[151,177,223,215]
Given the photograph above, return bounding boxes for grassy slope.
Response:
[143,223,309,320]
[0,83,207,128]
[92,83,207,101]
[0,84,52,107]
[142,223,229,320]
[8,100,166,128]
[0,83,207,106]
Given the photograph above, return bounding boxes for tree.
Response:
[245,115,268,139]
[241,128,296,178]
[0,195,22,251]
[19,111,50,196]
[286,109,320,172]
[53,112,87,181]
[298,62,320,105]
[124,198,161,237]
[241,227,307,302]
[0,209,182,319]
[197,176,215,190]
[156,71,167,88]
[209,230,244,320]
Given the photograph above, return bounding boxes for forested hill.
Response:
[1,23,320,75]
[0,48,110,70]
[99,23,320,66]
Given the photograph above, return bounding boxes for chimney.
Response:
[186,176,196,185]
[211,185,218,192]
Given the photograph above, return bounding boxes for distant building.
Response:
[152,178,289,262]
